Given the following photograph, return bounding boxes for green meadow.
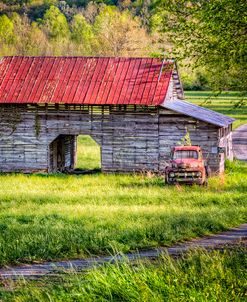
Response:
[0,159,246,267]
[185,91,247,128]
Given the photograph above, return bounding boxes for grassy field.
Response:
[1,249,246,301]
[0,146,246,266]
[185,91,247,128]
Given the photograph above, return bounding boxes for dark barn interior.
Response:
[49,135,77,173]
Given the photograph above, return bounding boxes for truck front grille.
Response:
[169,171,201,179]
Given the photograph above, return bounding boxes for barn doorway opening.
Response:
[75,135,101,173]
[49,135,101,174]
[49,135,76,173]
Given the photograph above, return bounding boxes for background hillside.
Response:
[0,0,246,92]
[0,0,160,56]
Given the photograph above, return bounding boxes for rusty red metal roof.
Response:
[0,56,173,105]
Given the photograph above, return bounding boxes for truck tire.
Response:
[165,174,171,185]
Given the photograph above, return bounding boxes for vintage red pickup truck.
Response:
[165,146,208,185]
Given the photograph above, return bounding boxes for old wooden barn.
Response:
[0,56,234,174]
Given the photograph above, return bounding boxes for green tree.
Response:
[1,0,30,5]
[10,13,31,55]
[154,0,247,91]
[0,14,15,56]
[26,22,50,55]
[71,14,94,54]
[93,6,149,56]
[8,13,49,56]
[0,14,14,45]
[41,5,70,40]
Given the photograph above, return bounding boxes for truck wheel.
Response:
[165,175,171,185]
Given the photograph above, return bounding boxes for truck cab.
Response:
[165,146,207,185]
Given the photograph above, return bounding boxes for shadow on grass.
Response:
[0,168,102,179]
[71,168,101,175]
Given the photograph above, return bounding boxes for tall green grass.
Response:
[76,136,101,170]
[1,249,246,301]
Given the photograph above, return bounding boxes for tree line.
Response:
[153,0,247,92]
[0,3,156,57]
[0,0,246,92]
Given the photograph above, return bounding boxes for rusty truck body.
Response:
[165,146,207,185]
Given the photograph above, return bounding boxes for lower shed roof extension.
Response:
[163,99,235,128]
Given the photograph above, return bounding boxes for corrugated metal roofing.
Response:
[0,56,173,105]
[163,99,235,127]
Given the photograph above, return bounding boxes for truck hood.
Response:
[172,159,202,168]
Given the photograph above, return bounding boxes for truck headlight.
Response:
[196,172,202,177]
[170,172,175,177]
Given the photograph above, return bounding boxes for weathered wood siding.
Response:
[0,104,231,173]
[217,125,233,172]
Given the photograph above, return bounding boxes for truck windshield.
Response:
[173,150,198,159]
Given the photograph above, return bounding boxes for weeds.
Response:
[0,249,246,301]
